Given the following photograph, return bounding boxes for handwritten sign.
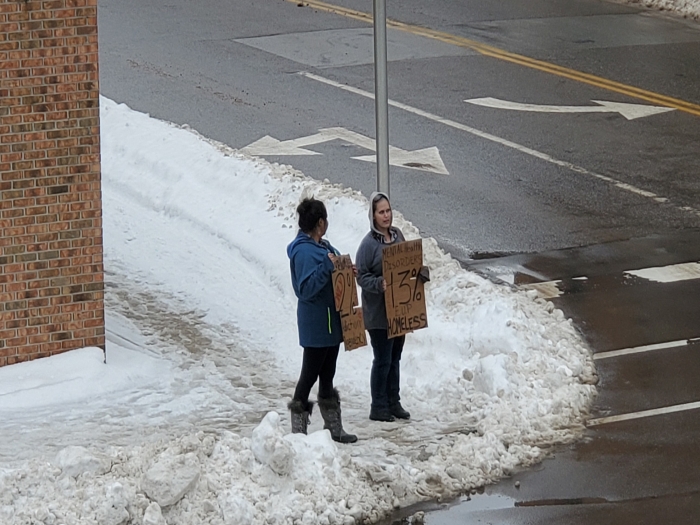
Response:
[383,239,428,338]
[332,255,367,351]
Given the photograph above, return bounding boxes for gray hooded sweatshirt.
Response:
[355,191,405,331]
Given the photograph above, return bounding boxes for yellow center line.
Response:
[291,0,700,116]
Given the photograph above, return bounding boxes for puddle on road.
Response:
[424,494,516,524]
[380,493,516,525]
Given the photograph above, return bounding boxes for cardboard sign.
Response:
[332,255,367,351]
[383,239,428,338]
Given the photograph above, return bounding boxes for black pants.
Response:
[293,344,340,402]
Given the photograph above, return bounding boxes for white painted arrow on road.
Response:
[465,97,675,120]
[240,127,449,175]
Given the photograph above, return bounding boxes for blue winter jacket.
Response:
[287,231,343,348]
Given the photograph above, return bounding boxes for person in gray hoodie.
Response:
[355,192,411,422]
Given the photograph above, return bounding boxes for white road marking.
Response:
[520,281,563,299]
[517,261,700,300]
[299,71,700,218]
[240,134,324,156]
[240,126,449,174]
[624,261,700,283]
[594,338,698,360]
[465,97,676,120]
[588,401,700,427]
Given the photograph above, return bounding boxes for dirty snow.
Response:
[0,96,600,525]
[624,0,700,19]
[3,2,697,520]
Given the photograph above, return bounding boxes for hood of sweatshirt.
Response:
[368,191,391,235]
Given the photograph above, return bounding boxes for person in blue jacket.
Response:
[286,197,357,444]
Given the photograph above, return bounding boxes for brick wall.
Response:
[0,0,104,366]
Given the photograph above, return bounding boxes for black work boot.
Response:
[369,407,395,422]
[288,399,313,435]
[317,389,358,444]
[390,402,410,420]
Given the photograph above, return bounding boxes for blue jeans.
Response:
[368,329,405,411]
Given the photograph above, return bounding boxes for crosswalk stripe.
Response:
[518,260,700,299]
[520,280,563,299]
[594,338,699,360]
[624,261,700,283]
[588,401,700,427]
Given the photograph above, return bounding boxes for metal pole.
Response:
[373,0,390,197]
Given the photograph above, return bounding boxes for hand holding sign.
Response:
[332,255,367,351]
[382,239,428,338]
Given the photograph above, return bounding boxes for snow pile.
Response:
[626,0,700,19]
[0,98,597,525]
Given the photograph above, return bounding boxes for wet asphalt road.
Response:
[97,0,700,261]
[414,229,700,524]
[95,0,700,523]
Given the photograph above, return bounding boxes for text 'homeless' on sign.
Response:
[382,239,428,339]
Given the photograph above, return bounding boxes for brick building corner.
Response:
[0,0,105,366]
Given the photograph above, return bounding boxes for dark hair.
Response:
[297,197,327,233]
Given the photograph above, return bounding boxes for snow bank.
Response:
[623,0,700,19]
[0,97,598,525]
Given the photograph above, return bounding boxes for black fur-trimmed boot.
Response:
[288,399,313,435]
[317,389,358,444]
